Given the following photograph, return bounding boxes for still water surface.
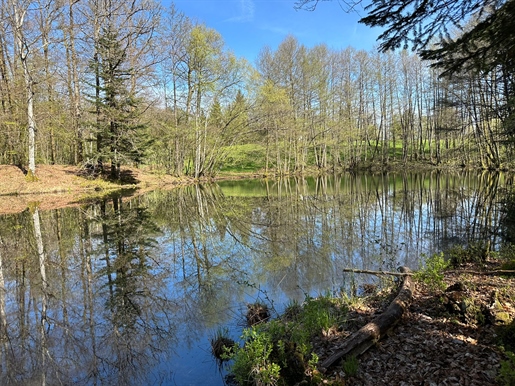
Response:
[0,172,508,385]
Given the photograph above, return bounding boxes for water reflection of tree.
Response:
[0,171,508,384]
[0,199,180,385]
[95,197,158,331]
[0,206,60,384]
[31,206,49,386]
[154,172,506,305]
[426,171,503,250]
[255,177,336,298]
[147,185,253,333]
[91,195,175,385]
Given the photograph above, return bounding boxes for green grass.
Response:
[216,138,472,175]
[220,144,266,172]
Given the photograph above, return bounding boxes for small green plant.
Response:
[211,327,236,361]
[301,295,338,334]
[342,355,359,377]
[414,252,449,291]
[230,327,281,386]
[499,351,515,386]
[306,353,322,383]
[307,352,319,369]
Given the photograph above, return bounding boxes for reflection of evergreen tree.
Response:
[94,196,161,332]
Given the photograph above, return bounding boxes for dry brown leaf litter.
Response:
[314,265,514,386]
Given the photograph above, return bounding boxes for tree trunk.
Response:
[12,3,37,179]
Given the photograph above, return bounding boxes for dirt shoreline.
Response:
[0,164,194,214]
[0,164,266,215]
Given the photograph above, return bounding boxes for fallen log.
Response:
[320,266,414,370]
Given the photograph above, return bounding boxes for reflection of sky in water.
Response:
[162,174,503,385]
[0,172,505,385]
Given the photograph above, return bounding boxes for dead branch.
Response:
[343,268,414,277]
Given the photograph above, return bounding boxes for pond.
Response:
[0,171,509,385]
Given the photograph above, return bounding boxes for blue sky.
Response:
[167,0,381,64]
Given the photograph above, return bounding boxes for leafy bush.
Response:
[499,351,515,386]
[414,252,449,291]
[230,327,281,386]
[226,293,348,385]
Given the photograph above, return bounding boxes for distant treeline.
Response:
[0,1,512,178]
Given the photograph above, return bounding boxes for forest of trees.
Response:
[0,0,513,179]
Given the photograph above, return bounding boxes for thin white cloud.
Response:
[226,0,255,22]
[259,23,292,36]
[258,22,314,40]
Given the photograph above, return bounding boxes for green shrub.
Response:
[230,327,281,386]
[414,252,449,291]
[499,351,515,386]
[226,293,349,385]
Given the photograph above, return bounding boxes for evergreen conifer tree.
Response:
[88,25,151,179]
